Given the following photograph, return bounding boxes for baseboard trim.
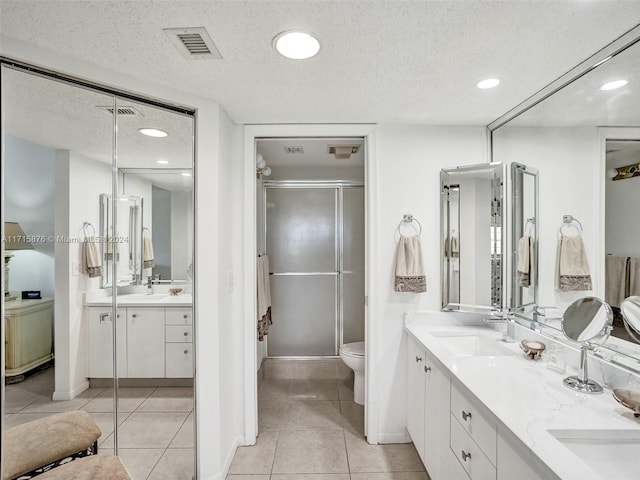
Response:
[220,434,244,479]
[377,431,412,444]
[53,380,90,400]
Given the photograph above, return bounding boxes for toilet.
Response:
[339,341,365,405]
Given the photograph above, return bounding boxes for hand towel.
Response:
[143,230,155,268]
[605,255,629,307]
[450,232,459,258]
[516,235,531,287]
[556,235,592,291]
[82,236,102,278]
[394,235,427,293]
[629,257,640,297]
[257,255,273,341]
[104,230,120,262]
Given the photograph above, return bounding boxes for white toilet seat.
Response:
[340,341,365,357]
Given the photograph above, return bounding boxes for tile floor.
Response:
[227,376,430,480]
[4,366,194,480]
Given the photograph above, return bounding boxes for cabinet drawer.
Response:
[166,308,192,325]
[451,382,497,464]
[166,343,193,378]
[166,325,193,343]
[450,414,496,480]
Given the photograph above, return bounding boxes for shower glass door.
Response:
[265,184,364,357]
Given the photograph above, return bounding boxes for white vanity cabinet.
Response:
[127,308,165,378]
[87,307,127,377]
[406,335,453,480]
[87,305,193,379]
[165,307,193,378]
[449,380,497,480]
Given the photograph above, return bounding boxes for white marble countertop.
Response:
[85,292,192,307]
[405,315,640,480]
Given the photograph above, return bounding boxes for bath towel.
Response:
[605,255,629,308]
[104,231,120,262]
[394,235,426,293]
[143,230,155,269]
[517,235,532,287]
[556,235,592,291]
[629,257,640,297]
[82,236,102,278]
[257,255,272,341]
[449,232,459,258]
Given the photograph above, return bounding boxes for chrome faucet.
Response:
[483,313,515,342]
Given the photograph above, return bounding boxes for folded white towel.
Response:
[517,235,531,287]
[449,232,459,258]
[556,235,592,291]
[605,255,629,308]
[394,235,426,293]
[143,232,155,269]
[82,236,102,278]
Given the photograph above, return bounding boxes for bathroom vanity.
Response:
[405,313,640,480]
[85,293,193,379]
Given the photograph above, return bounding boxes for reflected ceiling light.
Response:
[181,172,192,177]
[477,78,500,89]
[273,30,321,60]
[600,80,628,91]
[138,128,168,138]
[157,160,169,165]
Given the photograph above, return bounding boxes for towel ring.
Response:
[525,218,535,235]
[396,214,422,236]
[79,221,96,240]
[560,215,583,236]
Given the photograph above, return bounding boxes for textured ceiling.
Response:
[1,0,640,125]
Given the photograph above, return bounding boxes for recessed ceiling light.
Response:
[273,31,321,60]
[477,78,500,89]
[181,172,192,177]
[157,160,169,165]
[139,128,168,138]
[600,80,628,91]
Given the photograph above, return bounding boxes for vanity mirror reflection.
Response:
[490,25,640,372]
[441,162,505,312]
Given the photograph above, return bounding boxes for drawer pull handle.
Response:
[183,332,188,336]
[415,356,422,363]
[132,314,137,318]
[462,410,472,421]
[184,350,189,355]
[183,315,188,319]
[424,366,431,373]
[461,450,471,462]
[99,313,111,324]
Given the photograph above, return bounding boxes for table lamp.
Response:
[4,222,34,301]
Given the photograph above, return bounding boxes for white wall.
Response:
[492,126,600,311]
[171,191,193,280]
[54,150,111,399]
[4,135,55,298]
[373,125,487,441]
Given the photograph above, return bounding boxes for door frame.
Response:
[242,124,378,444]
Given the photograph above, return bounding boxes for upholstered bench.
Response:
[3,410,101,480]
[33,455,132,480]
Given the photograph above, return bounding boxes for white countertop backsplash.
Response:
[405,311,640,480]
[84,284,193,306]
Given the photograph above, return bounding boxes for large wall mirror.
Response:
[490,26,640,372]
[2,62,196,479]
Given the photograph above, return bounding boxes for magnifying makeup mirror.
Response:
[621,296,640,344]
[561,297,613,394]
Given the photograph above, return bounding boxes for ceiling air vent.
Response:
[284,146,304,154]
[163,27,222,60]
[98,105,142,116]
[328,144,360,160]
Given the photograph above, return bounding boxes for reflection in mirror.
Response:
[100,194,143,288]
[441,163,504,312]
[561,296,613,393]
[511,163,538,311]
[621,296,640,344]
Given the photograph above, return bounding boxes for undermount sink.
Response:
[549,429,640,479]
[430,331,515,356]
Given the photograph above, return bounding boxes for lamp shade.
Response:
[4,222,34,250]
